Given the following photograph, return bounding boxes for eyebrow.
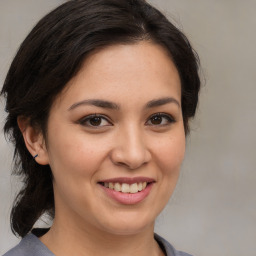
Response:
[68,97,180,111]
[145,97,180,109]
[68,99,120,111]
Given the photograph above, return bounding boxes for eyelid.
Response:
[145,112,175,126]
[77,112,175,128]
[78,114,113,127]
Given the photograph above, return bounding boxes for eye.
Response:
[146,113,175,126]
[78,114,112,127]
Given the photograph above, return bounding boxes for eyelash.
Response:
[146,113,175,126]
[78,114,112,127]
[78,113,175,128]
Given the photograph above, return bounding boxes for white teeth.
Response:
[114,182,121,192]
[138,182,143,191]
[130,183,138,193]
[121,183,130,193]
[103,181,149,193]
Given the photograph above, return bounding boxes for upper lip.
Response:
[98,177,155,185]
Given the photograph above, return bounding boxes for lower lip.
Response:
[100,183,154,205]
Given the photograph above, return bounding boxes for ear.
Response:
[17,116,49,165]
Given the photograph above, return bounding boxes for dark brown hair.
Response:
[1,0,200,237]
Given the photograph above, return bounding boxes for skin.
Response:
[20,41,185,256]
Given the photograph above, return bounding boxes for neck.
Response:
[40,219,164,256]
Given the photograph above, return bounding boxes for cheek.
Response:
[150,131,185,214]
[47,134,106,204]
[46,128,112,183]
[156,132,186,176]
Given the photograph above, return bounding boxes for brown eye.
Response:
[146,113,175,126]
[89,117,102,126]
[79,114,111,127]
[150,116,163,125]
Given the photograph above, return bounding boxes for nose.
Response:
[110,126,151,170]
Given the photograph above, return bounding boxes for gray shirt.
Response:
[3,233,193,256]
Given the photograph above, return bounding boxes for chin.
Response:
[102,223,153,236]
[96,211,155,236]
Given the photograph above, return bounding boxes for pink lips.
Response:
[98,177,155,205]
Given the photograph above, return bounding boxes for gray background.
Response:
[0,0,255,255]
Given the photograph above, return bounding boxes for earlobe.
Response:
[17,116,49,165]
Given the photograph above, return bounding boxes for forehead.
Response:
[53,41,181,110]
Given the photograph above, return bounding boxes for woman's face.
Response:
[43,41,185,235]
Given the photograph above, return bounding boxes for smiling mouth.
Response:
[98,181,151,194]
[98,177,155,204]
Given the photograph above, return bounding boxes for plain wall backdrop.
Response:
[1,1,255,255]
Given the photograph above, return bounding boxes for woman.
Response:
[1,0,200,255]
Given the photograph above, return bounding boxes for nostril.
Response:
[116,161,130,168]
[109,143,151,170]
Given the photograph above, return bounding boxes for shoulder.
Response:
[154,233,194,256]
[3,233,54,256]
